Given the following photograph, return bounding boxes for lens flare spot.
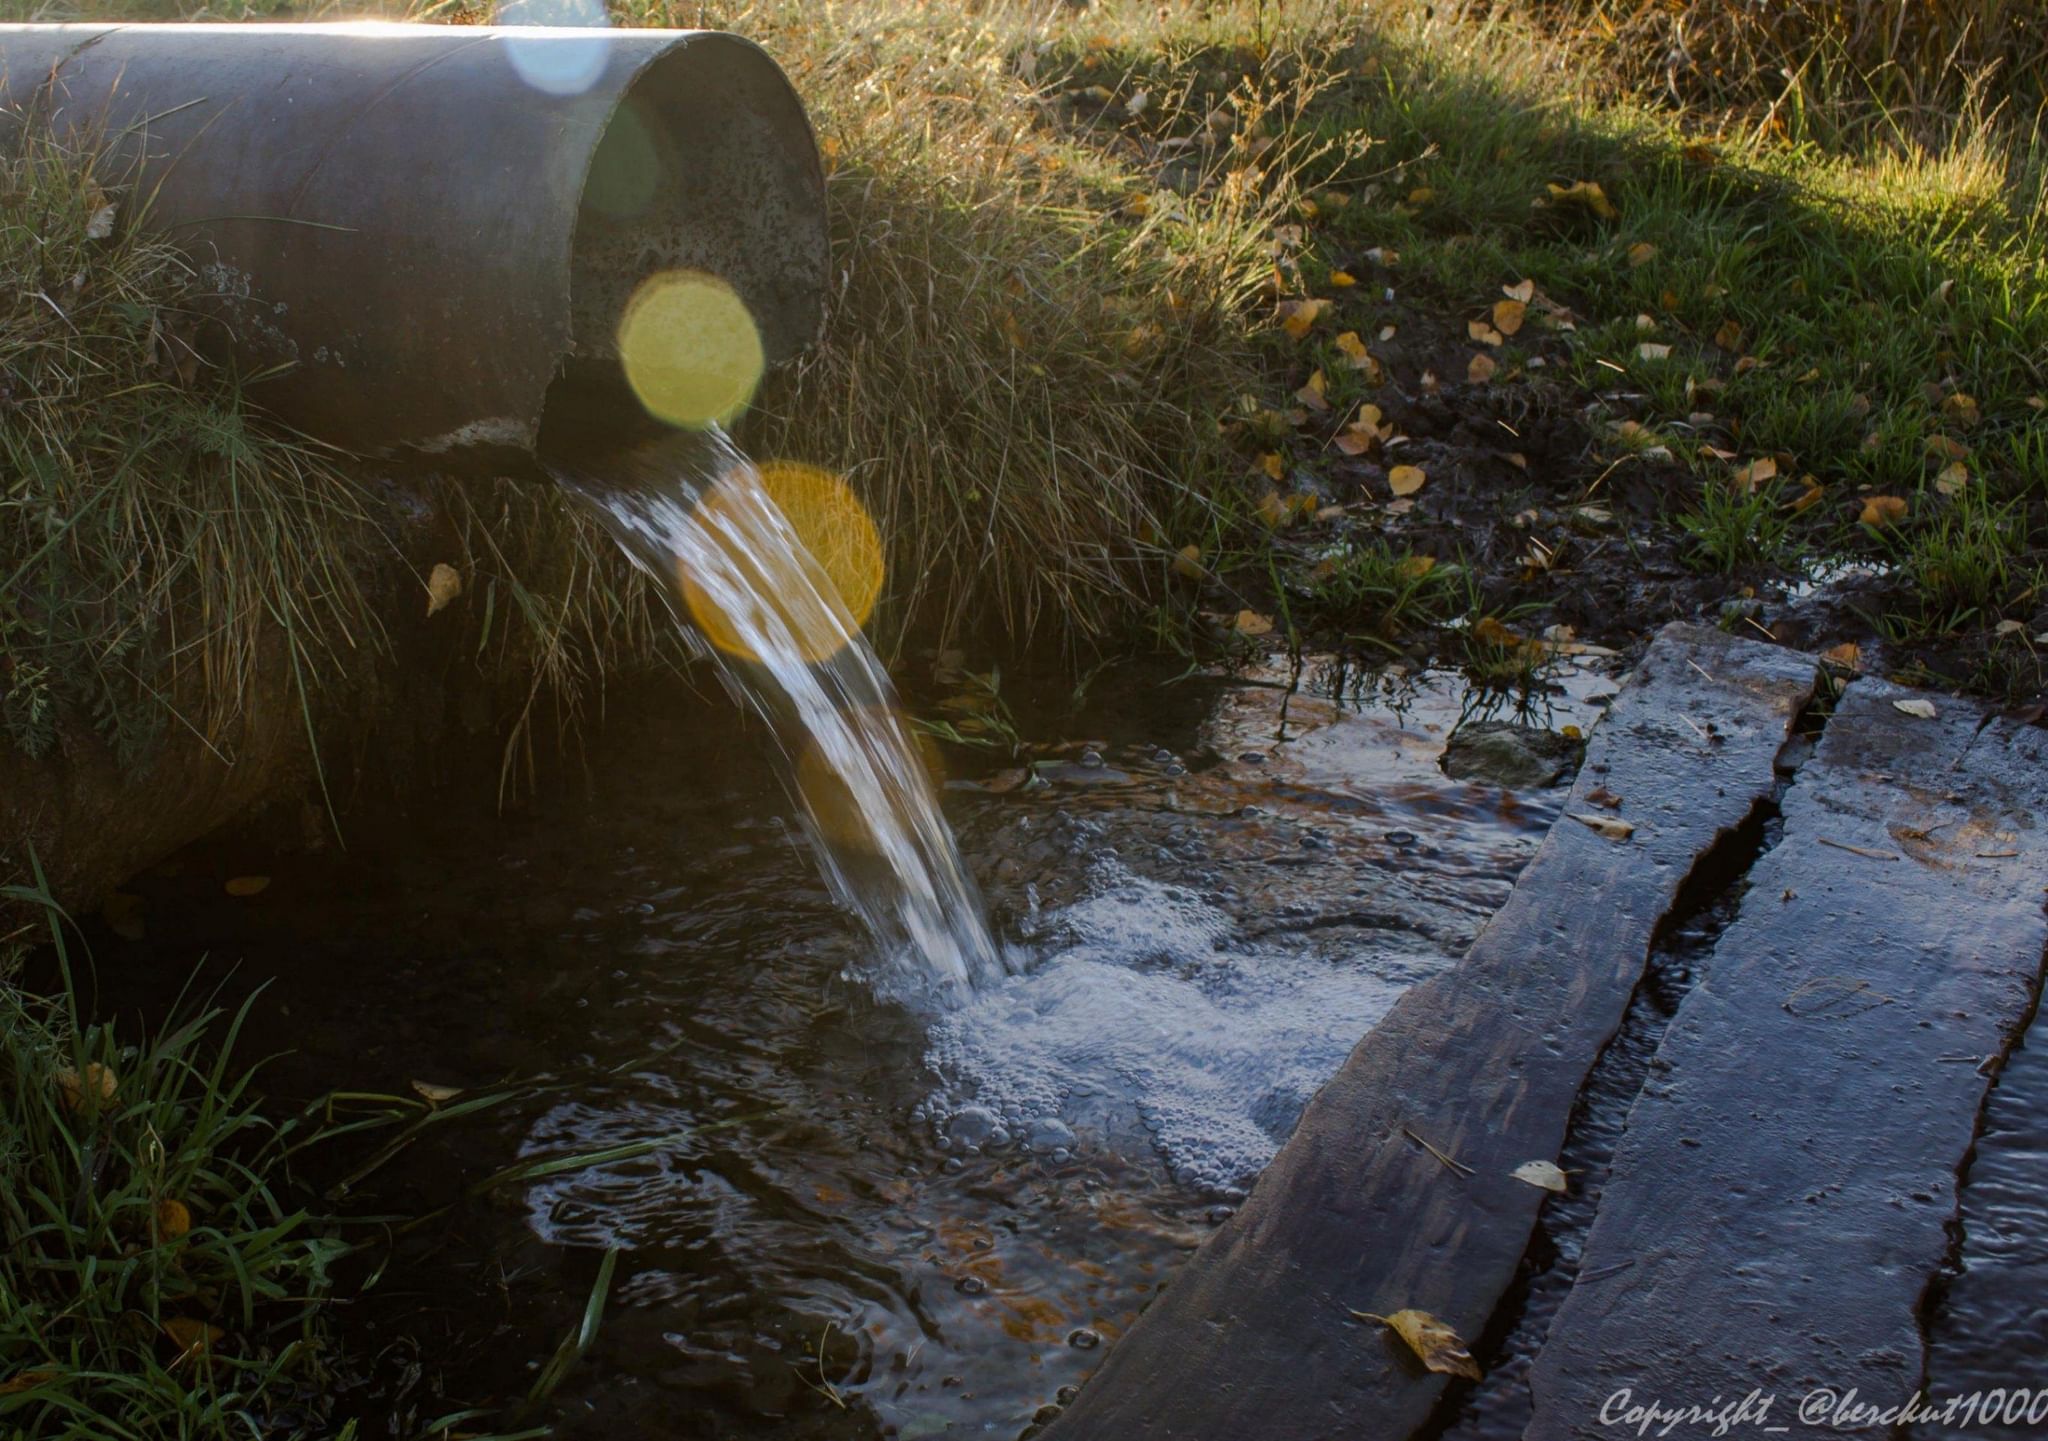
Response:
[678,461,885,664]
[499,0,609,96]
[618,271,764,429]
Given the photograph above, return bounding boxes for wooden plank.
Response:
[1048,624,1817,1441]
[1524,683,2048,1439]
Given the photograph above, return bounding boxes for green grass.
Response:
[0,871,345,1438]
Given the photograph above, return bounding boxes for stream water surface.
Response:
[96,650,1614,1438]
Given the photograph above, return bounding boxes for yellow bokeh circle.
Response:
[678,460,886,665]
[616,269,764,428]
[793,710,947,854]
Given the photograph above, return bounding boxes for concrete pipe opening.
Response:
[0,23,830,464]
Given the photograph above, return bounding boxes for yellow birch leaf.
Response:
[1492,299,1527,336]
[1731,457,1777,492]
[1625,242,1656,267]
[1350,1308,1483,1381]
[1232,609,1275,637]
[425,562,462,617]
[1171,544,1206,579]
[1636,342,1671,362]
[1859,495,1908,528]
[1296,369,1329,411]
[1503,279,1535,303]
[1329,269,1357,287]
[1387,465,1427,497]
[1511,1159,1568,1193]
[157,1198,192,1239]
[1570,812,1637,841]
[1546,180,1618,220]
[1262,451,1286,481]
[1468,353,1498,383]
[1935,461,1969,496]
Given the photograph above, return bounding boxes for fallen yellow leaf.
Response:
[1570,812,1637,841]
[1171,544,1205,580]
[162,1318,223,1365]
[1262,451,1286,482]
[1468,353,1497,383]
[55,1062,116,1112]
[1387,465,1427,497]
[1860,495,1909,528]
[1625,241,1656,267]
[1713,319,1742,351]
[1278,297,1330,340]
[1820,641,1862,671]
[1730,457,1777,492]
[1492,299,1527,336]
[1329,269,1357,288]
[1636,343,1671,362]
[0,1371,57,1396]
[1295,369,1329,411]
[1512,1159,1568,1193]
[1935,461,1969,496]
[425,562,462,618]
[1503,279,1536,304]
[1546,179,1619,220]
[1350,1308,1482,1381]
[157,1198,192,1240]
[1233,609,1275,637]
[1468,319,1505,347]
[224,876,270,898]
[1941,392,1980,426]
[411,1079,464,1103]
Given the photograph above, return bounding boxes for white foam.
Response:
[925,861,1410,1195]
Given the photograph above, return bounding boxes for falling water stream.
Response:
[548,425,1007,1005]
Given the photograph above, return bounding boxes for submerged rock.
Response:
[1441,721,1583,789]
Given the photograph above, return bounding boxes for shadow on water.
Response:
[66,646,1620,1439]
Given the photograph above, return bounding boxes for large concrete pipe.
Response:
[0,23,828,462]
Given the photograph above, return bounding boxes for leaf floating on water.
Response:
[224,875,270,897]
[1511,1160,1568,1193]
[1893,698,1938,719]
[1349,1308,1483,1380]
[1569,813,1636,841]
[1387,465,1427,497]
[425,562,463,617]
[412,1080,464,1104]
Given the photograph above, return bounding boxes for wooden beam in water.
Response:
[1049,624,1818,1441]
[1523,682,2048,1439]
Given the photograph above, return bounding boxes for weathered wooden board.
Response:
[1524,684,2048,1438]
[1048,624,1817,1441]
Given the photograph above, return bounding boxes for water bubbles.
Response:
[955,1275,989,1296]
[925,861,1407,1196]
[1067,1328,1102,1349]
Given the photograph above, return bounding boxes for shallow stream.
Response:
[85,653,1618,1438]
